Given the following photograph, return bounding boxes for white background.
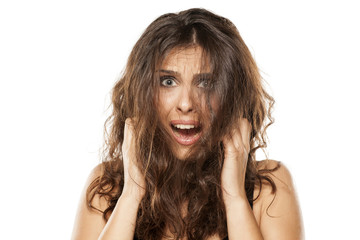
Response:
[1,0,359,239]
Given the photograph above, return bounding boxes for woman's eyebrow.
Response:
[195,73,212,79]
[158,70,211,78]
[158,69,179,75]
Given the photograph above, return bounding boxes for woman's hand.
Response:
[221,118,252,202]
[121,118,146,201]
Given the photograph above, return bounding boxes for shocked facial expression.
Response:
[156,45,218,159]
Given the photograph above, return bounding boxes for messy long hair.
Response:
[87,8,279,240]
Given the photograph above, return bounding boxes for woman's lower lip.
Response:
[171,128,201,146]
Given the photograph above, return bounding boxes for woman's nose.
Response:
[176,87,194,113]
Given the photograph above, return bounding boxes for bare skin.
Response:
[71,46,303,240]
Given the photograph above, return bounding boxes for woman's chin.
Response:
[170,144,191,160]
[174,148,189,160]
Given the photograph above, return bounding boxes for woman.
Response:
[72,8,303,240]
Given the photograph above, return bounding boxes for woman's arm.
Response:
[97,193,142,240]
[223,162,303,240]
[71,119,145,240]
[71,165,143,240]
[221,118,263,239]
[224,196,263,239]
[221,118,303,240]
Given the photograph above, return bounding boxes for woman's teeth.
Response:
[170,123,202,145]
[173,124,195,129]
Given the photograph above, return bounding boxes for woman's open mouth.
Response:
[170,120,202,146]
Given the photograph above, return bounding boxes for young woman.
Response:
[71,8,303,240]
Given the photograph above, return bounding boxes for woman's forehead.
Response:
[160,46,211,73]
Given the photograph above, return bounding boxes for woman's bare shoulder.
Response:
[71,163,108,240]
[89,163,103,179]
[255,159,281,171]
[255,159,296,194]
[85,163,112,211]
[253,159,296,204]
[253,159,303,239]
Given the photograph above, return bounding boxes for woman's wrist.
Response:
[223,196,251,216]
[121,184,145,203]
[222,190,248,207]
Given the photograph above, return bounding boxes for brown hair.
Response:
[87,8,279,240]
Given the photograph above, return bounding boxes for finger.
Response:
[124,118,135,137]
[223,131,247,162]
[239,118,252,152]
[222,133,235,152]
[223,119,250,156]
[123,118,136,166]
[239,118,251,138]
[230,128,244,151]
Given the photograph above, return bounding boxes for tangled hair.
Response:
[87,8,279,240]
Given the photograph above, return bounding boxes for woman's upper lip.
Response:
[170,120,200,126]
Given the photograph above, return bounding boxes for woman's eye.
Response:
[198,79,210,88]
[160,76,177,87]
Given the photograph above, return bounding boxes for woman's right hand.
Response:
[121,118,146,201]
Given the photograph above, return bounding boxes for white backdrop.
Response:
[1,0,359,239]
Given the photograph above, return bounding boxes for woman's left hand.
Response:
[221,118,252,202]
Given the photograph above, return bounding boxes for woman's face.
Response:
[156,45,218,159]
